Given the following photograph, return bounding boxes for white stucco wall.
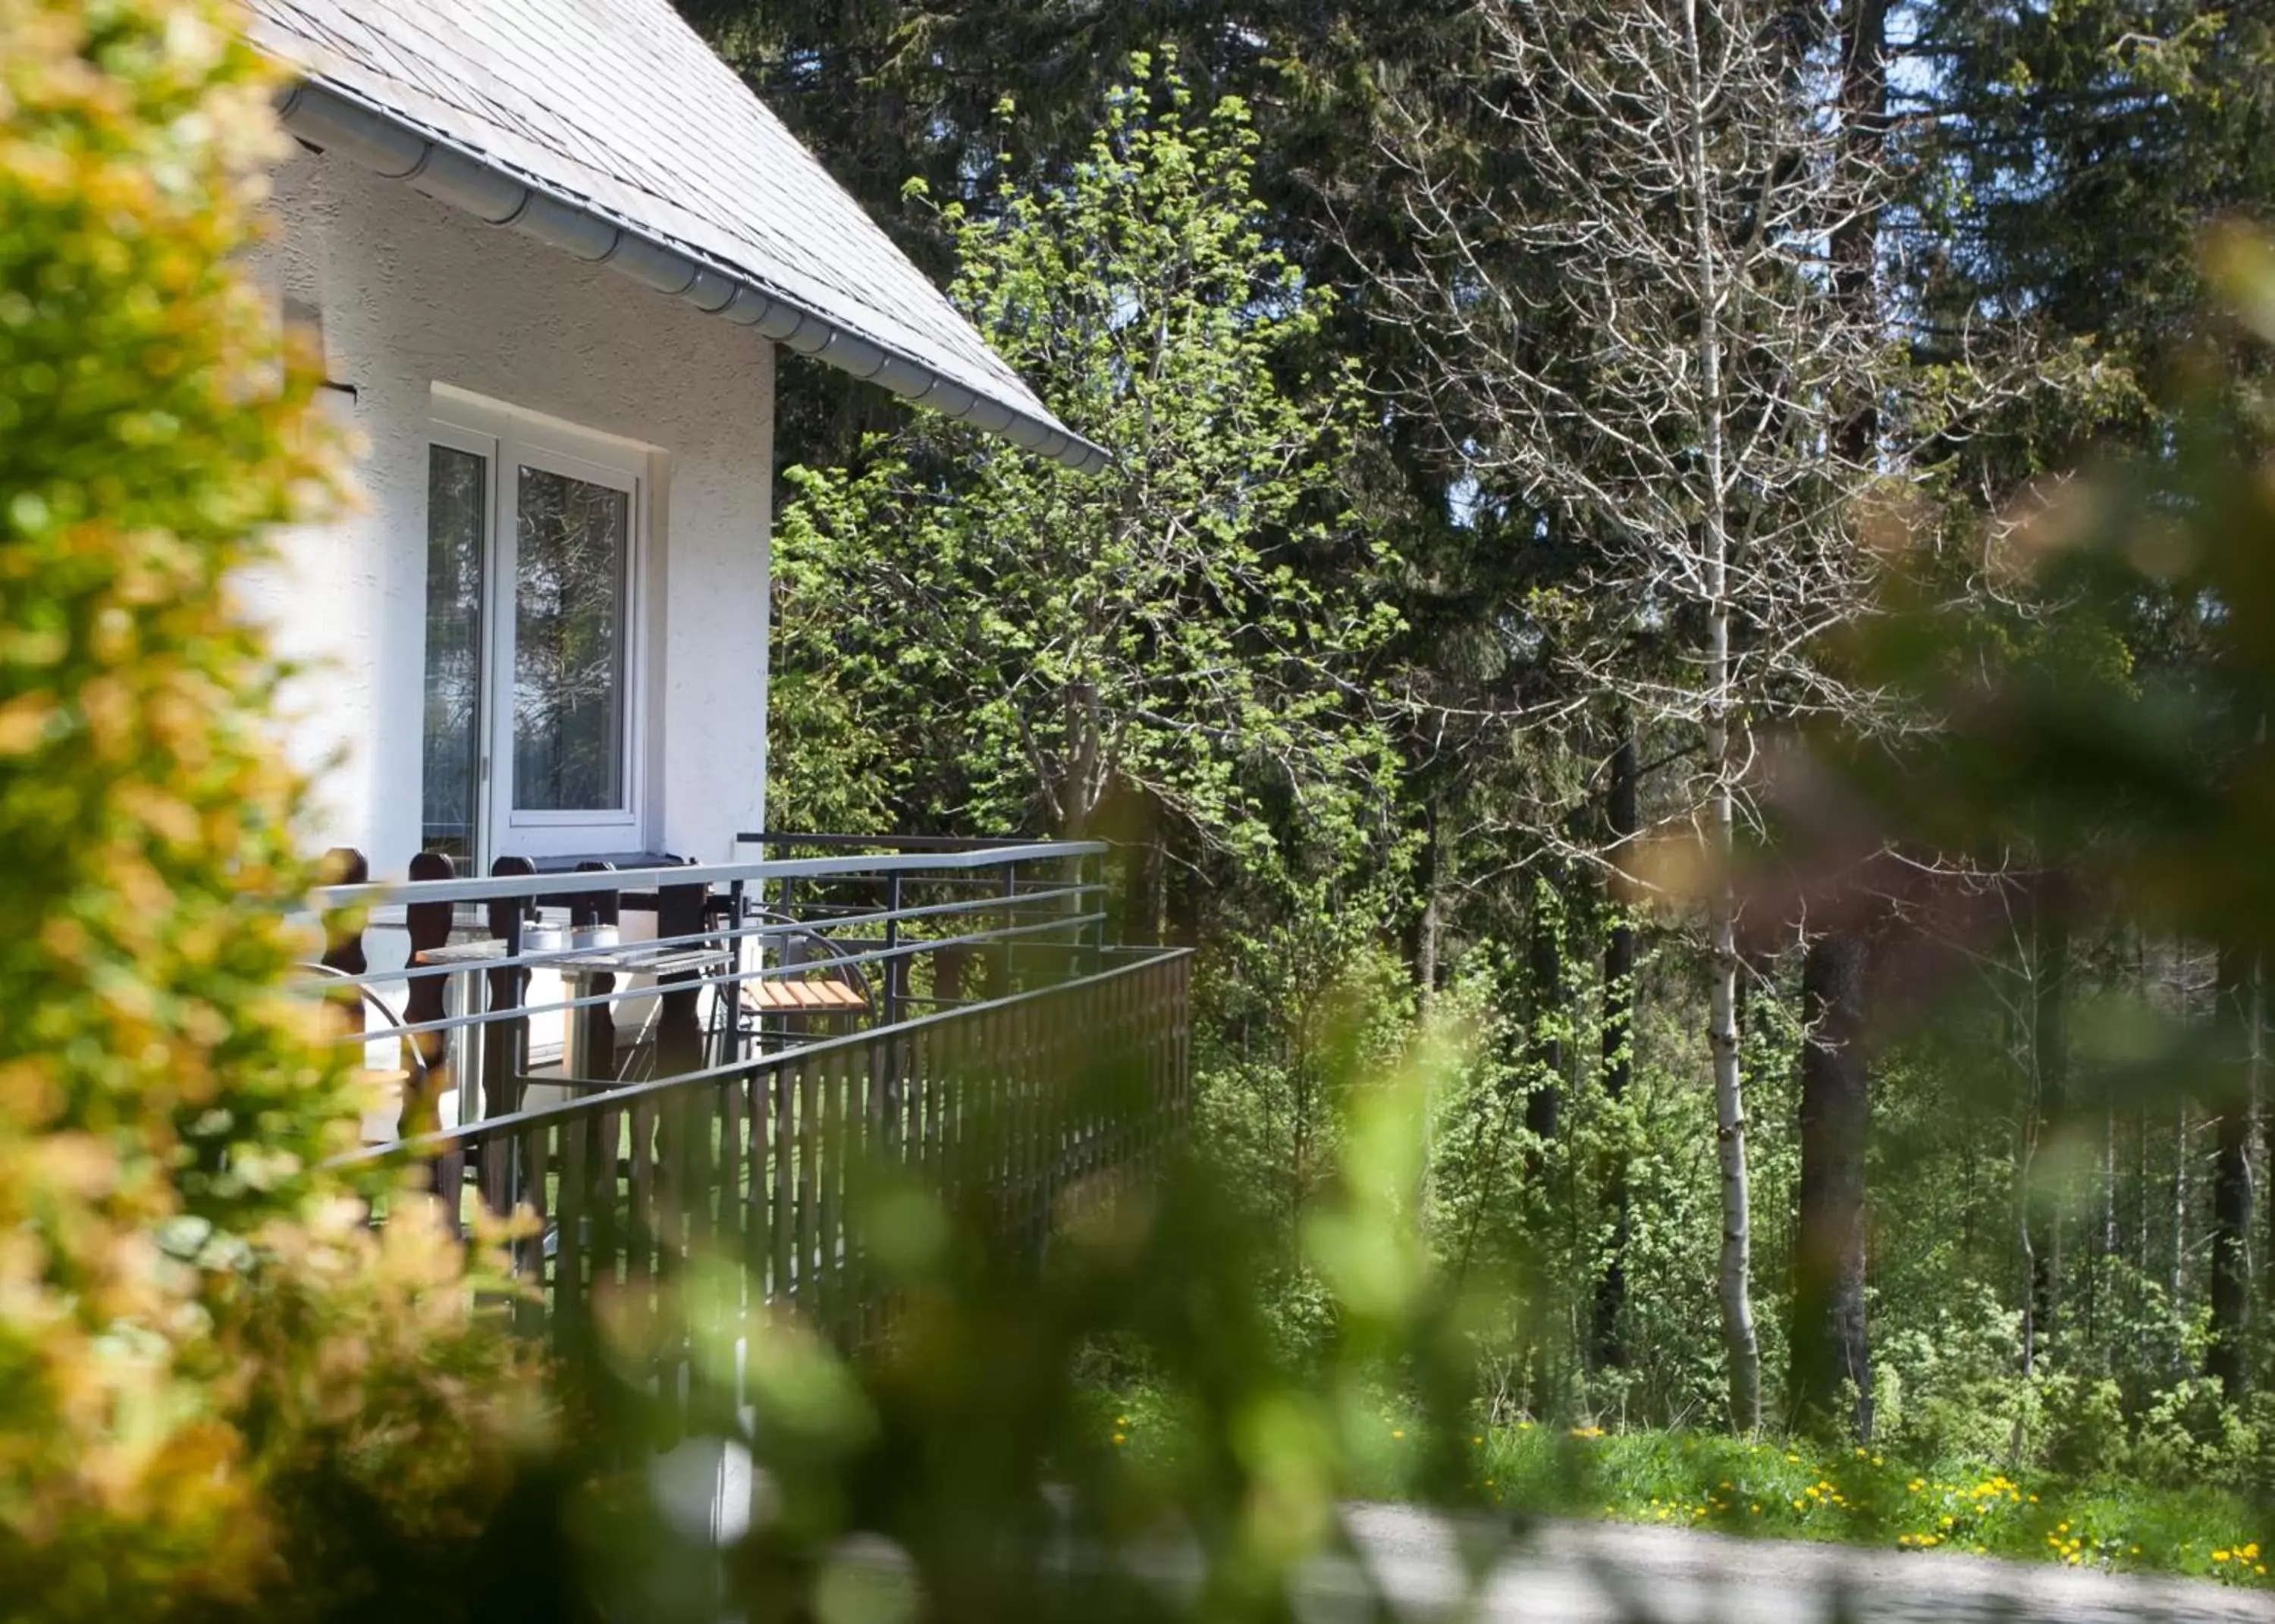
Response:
[248,147,775,878]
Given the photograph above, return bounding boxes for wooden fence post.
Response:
[318,846,368,1038]
[483,854,537,1123]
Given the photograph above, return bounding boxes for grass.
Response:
[1090,1387,2273,1588]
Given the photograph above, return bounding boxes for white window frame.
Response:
[426,389,655,866]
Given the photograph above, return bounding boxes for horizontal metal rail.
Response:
[322,909,1108,1044]
[310,839,1105,911]
[737,831,1054,854]
[301,882,1103,997]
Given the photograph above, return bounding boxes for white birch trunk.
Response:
[1686,0,1759,1433]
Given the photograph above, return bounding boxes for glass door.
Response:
[422,438,489,864]
[420,409,645,870]
[492,450,639,858]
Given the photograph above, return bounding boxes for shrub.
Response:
[1870,1280,2030,1466]
[0,2,535,1614]
[2038,1374,2130,1481]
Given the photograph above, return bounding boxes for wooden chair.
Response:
[299,961,435,1143]
[730,906,874,1052]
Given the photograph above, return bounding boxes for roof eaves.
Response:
[275,76,1112,477]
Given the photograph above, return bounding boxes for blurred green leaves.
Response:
[544,1017,1505,1624]
[0,5,537,1612]
[1835,230,2275,961]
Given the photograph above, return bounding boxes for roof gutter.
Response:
[275,77,1112,476]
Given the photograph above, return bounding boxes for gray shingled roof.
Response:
[247,0,1108,472]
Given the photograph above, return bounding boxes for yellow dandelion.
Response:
[1112,1433,1127,1446]
[2216,1550,2232,1563]
[1392,1429,1406,1440]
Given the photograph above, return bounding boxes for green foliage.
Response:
[770,61,1419,1381]
[770,52,1399,881]
[1545,1424,2272,1579]
[1911,0,2275,424]
[545,1005,1503,1623]
[1100,1394,2275,1583]
[0,2,532,1613]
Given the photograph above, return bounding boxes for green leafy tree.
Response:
[772,53,1399,886]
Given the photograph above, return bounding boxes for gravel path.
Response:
[1332,1506,2275,1624]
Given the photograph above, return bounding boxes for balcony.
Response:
[303,835,1193,1353]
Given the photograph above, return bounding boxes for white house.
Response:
[243,0,1105,879]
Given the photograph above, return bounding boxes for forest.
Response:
[708,0,2275,1497]
[12,0,2275,1616]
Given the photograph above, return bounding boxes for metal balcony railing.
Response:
[296,836,1193,1359]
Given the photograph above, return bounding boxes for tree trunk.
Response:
[1682,0,1759,1434]
[1593,728,1640,1369]
[2029,900,2070,1362]
[1528,878,1565,1146]
[2094,1104,2116,1359]
[1783,0,1885,1438]
[2264,953,2275,1318]
[2209,942,2255,1396]
[1790,931,1873,1440]
[1418,889,1443,1005]
[1119,836,1150,944]
[1711,871,1758,1431]
[1412,798,1443,999]
[2176,1101,2192,1311]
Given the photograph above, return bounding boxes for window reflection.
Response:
[422,445,485,858]
[513,466,628,812]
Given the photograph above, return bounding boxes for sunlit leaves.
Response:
[771,52,1399,892]
[0,2,530,1610]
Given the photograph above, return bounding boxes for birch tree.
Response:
[1364,0,1897,1430]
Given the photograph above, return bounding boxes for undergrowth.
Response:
[1087,1386,2275,1587]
